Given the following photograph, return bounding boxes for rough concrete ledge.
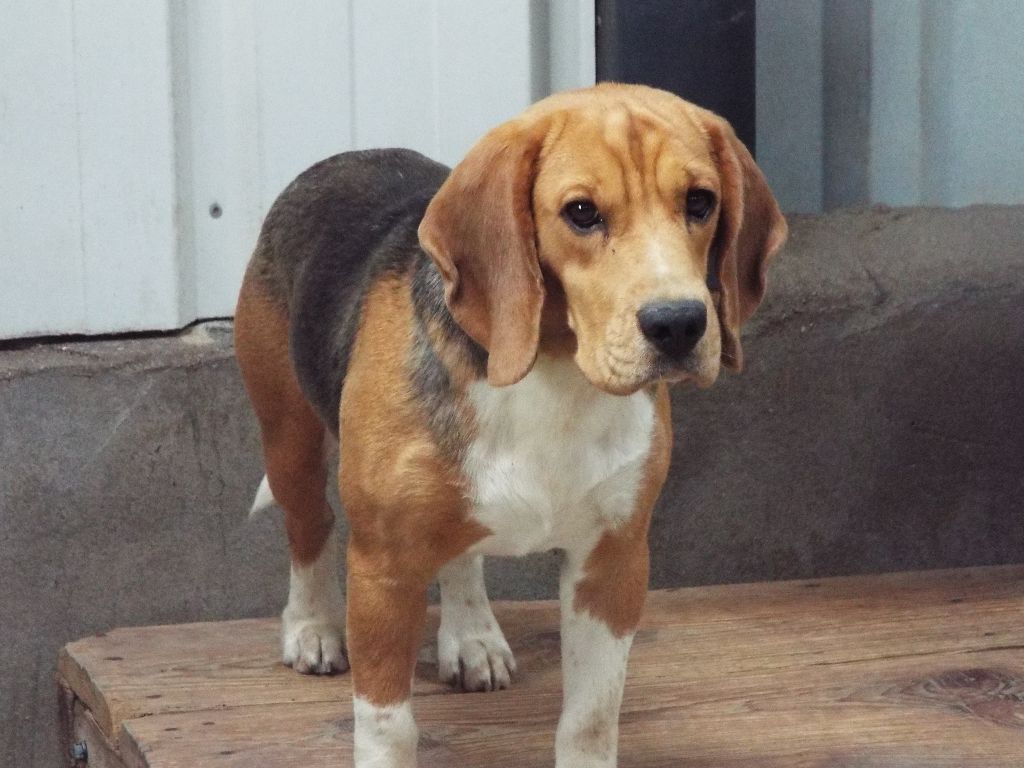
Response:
[752,204,1024,334]
[0,320,236,379]
[2,205,1022,768]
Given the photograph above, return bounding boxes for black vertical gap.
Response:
[530,0,552,103]
[595,0,757,154]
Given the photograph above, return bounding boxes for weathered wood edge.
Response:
[57,678,128,768]
[117,721,151,768]
[56,679,79,768]
[59,643,117,738]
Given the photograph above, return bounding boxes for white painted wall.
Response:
[0,1,594,339]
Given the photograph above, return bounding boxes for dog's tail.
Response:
[249,474,277,517]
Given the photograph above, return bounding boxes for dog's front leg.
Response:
[346,545,429,768]
[555,537,648,768]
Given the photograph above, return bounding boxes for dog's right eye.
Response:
[562,199,604,232]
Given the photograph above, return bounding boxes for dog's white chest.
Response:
[462,358,655,557]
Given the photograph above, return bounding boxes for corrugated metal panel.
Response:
[757,0,1024,213]
[1,1,180,338]
[0,1,594,339]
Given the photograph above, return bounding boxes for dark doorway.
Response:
[595,0,757,153]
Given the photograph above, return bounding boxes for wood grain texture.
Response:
[58,566,1024,767]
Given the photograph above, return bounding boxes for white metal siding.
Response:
[2,1,180,337]
[0,1,594,339]
[757,0,1024,213]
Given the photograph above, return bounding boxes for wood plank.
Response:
[56,609,558,742]
[58,565,1024,766]
[119,648,1024,767]
[60,566,1024,738]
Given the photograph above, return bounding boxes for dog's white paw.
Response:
[438,622,516,692]
[281,527,347,675]
[282,615,348,675]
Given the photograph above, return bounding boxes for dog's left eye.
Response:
[562,199,604,232]
[685,189,716,222]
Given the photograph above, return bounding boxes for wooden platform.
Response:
[57,566,1024,767]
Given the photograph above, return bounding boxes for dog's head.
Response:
[419,84,787,394]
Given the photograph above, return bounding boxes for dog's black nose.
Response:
[637,300,707,359]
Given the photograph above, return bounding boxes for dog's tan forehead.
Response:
[538,102,717,205]
[531,85,710,151]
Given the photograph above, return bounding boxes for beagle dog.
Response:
[235,83,786,767]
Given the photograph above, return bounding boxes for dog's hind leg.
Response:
[437,554,516,691]
[235,269,347,675]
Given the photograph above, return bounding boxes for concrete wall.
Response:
[2,206,1023,766]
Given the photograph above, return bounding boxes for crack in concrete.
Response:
[860,263,890,308]
[909,420,1005,451]
[72,377,159,482]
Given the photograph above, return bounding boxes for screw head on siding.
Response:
[209,202,223,219]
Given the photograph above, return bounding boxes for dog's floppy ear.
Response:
[418,118,549,387]
[696,108,787,371]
